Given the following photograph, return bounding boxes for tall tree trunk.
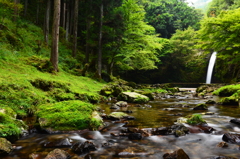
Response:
[72,0,79,58]
[44,0,51,46]
[85,0,92,64]
[97,3,103,79]
[51,0,61,72]
[65,1,70,41]
[24,0,28,17]
[62,2,66,29]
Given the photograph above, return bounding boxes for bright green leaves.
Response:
[116,0,163,71]
[198,8,240,82]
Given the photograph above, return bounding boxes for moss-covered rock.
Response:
[0,112,28,142]
[100,83,133,97]
[193,103,208,110]
[0,138,13,155]
[220,96,239,105]
[186,114,206,125]
[213,84,240,97]
[117,92,149,103]
[36,100,103,131]
[108,112,129,120]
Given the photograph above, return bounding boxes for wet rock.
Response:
[128,133,142,140]
[115,101,128,107]
[203,112,215,115]
[230,118,240,126]
[171,124,189,137]
[44,149,70,159]
[151,124,189,137]
[71,141,97,154]
[193,103,208,110]
[216,142,228,148]
[43,138,72,148]
[163,148,190,159]
[206,100,216,104]
[0,138,13,155]
[222,133,240,145]
[117,92,149,103]
[108,112,134,121]
[151,127,169,135]
[110,104,120,109]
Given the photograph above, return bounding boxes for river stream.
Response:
[2,90,240,159]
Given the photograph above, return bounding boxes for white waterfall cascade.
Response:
[206,52,217,84]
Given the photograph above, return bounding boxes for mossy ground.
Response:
[0,16,106,137]
[0,59,105,118]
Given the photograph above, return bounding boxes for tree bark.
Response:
[51,0,61,72]
[97,3,103,79]
[65,1,70,41]
[44,0,51,46]
[72,0,79,58]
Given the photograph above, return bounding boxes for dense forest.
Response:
[0,0,239,83]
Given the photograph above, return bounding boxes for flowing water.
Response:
[206,52,217,84]
[3,90,240,159]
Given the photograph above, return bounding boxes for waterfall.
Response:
[206,52,217,84]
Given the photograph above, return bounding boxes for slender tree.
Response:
[44,0,51,46]
[51,0,61,72]
[97,2,103,79]
[72,0,79,58]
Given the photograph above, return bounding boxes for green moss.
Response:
[213,84,240,96]
[186,114,206,125]
[0,113,27,141]
[133,95,149,103]
[37,100,102,131]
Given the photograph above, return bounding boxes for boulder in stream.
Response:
[71,141,97,154]
[163,148,190,159]
[230,118,240,126]
[128,133,142,140]
[0,138,13,155]
[193,103,208,110]
[44,149,70,159]
[222,133,240,145]
[117,92,149,103]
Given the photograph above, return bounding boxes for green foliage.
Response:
[114,0,162,71]
[37,100,100,130]
[198,8,240,82]
[207,0,240,17]
[187,114,206,125]
[145,0,203,38]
